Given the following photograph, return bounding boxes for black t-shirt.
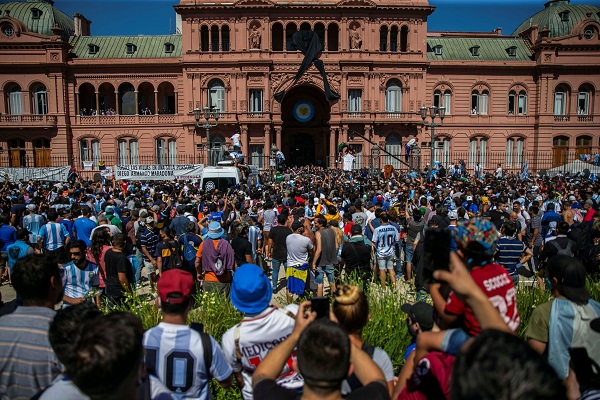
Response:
[341,239,372,278]
[104,249,132,297]
[231,236,252,266]
[11,203,26,221]
[489,209,509,230]
[253,379,389,400]
[269,225,292,261]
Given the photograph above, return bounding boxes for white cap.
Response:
[466,195,473,201]
[448,210,458,220]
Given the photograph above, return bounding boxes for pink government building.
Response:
[0,0,599,175]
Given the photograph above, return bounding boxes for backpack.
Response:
[165,239,183,270]
[182,233,199,264]
[549,240,574,257]
[345,342,376,391]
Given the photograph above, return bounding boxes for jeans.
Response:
[315,264,335,285]
[135,248,144,284]
[271,259,286,290]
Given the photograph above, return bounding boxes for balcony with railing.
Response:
[75,114,179,125]
[554,115,570,122]
[0,114,58,128]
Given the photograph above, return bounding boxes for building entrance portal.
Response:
[289,134,315,166]
[280,85,332,167]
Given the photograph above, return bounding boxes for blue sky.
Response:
[53,0,600,36]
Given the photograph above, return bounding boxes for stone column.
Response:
[134,91,139,115]
[275,125,282,150]
[329,127,337,167]
[75,91,80,115]
[95,91,100,114]
[174,90,178,114]
[240,124,248,154]
[264,125,271,158]
[115,91,120,115]
[154,90,159,114]
[341,125,348,144]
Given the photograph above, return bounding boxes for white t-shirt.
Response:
[143,322,232,399]
[372,224,399,258]
[286,233,313,265]
[495,167,503,178]
[231,133,241,147]
[221,305,302,400]
[342,153,355,171]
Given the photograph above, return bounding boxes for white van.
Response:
[200,166,242,192]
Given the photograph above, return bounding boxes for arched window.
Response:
[156,138,177,165]
[518,91,527,115]
[400,25,408,52]
[379,26,388,51]
[272,23,284,51]
[286,23,297,50]
[385,133,402,168]
[471,89,488,115]
[385,80,402,115]
[508,90,527,115]
[7,84,23,115]
[390,26,398,52]
[552,136,569,167]
[469,137,487,169]
[118,83,135,115]
[554,85,568,116]
[222,25,230,51]
[33,84,48,115]
[300,22,311,31]
[33,138,50,167]
[200,26,209,52]
[208,80,226,112]
[118,138,138,165]
[505,137,524,168]
[211,26,220,51]
[315,23,325,49]
[79,138,101,168]
[578,86,591,115]
[327,23,338,51]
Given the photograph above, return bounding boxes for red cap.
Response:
[158,269,195,304]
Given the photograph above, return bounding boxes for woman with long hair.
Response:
[333,284,395,396]
[86,228,113,292]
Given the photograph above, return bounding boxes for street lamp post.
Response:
[420,106,445,177]
[371,145,381,176]
[193,106,220,166]
[270,144,279,181]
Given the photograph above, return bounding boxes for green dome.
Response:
[0,0,74,39]
[512,0,600,38]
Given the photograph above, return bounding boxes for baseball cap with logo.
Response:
[448,210,458,220]
[157,269,195,304]
[547,255,590,304]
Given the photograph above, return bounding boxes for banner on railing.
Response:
[0,166,71,182]
[114,164,204,181]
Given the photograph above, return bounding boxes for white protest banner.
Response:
[114,164,204,181]
[0,166,71,182]
[100,166,113,178]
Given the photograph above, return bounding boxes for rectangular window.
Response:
[208,88,225,112]
[156,139,166,165]
[506,139,514,167]
[479,139,487,168]
[479,93,488,115]
[168,139,177,165]
[34,91,48,115]
[118,140,128,165]
[516,139,524,166]
[578,92,589,115]
[250,145,264,169]
[385,89,401,113]
[443,92,451,114]
[249,90,263,116]
[518,93,527,115]
[79,140,89,162]
[508,93,515,115]
[91,140,101,168]
[469,139,477,166]
[471,93,478,114]
[130,140,139,164]
[433,92,441,108]
[435,139,450,166]
[348,89,362,117]
[554,92,566,115]
[9,91,23,115]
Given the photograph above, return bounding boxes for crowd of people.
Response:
[0,159,599,399]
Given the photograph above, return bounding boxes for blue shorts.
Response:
[377,255,394,270]
[315,264,335,285]
[440,328,472,355]
[405,244,414,263]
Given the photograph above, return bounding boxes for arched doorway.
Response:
[280,84,331,166]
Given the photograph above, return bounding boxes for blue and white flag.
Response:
[520,160,530,180]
